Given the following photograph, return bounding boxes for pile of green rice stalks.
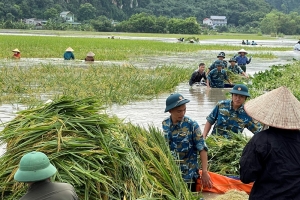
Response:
[206,133,250,176]
[0,97,199,200]
[226,70,249,84]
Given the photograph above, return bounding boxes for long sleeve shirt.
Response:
[240,127,300,200]
[207,69,229,88]
[162,116,208,181]
[235,55,251,66]
[64,52,75,60]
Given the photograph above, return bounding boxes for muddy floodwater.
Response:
[1,35,300,157]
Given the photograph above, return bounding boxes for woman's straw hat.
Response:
[238,49,247,54]
[244,86,300,129]
[12,48,20,52]
[86,51,95,57]
[65,47,74,52]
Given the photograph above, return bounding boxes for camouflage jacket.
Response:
[162,116,208,182]
[207,68,229,88]
[206,100,262,138]
[228,65,244,74]
[209,60,228,71]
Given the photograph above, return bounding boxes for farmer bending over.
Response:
[162,93,212,191]
[14,151,78,200]
[64,47,75,60]
[202,84,261,139]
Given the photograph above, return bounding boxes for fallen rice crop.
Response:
[0,96,202,200]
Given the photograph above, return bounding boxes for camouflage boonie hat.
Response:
[217,52,225,58]
[215,60,224,67]
[230,84,250,97]
[229,57,237,62]
[165,93,190,112]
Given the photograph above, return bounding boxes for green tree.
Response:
[91,16,113,32]
[44,8,58,20]
[78,3,96,21]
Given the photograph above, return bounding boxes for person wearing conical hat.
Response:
[162,93,212,191]
[207,52,228,74]
[12,48,21,59]
[84,51,95,62]
[228,57,249,78]
[14,151,78,199]
[63,47,75,60]
[206,60,232,89]
[234,49,252,73]
[240,86,300,200]
[202,84,262,139]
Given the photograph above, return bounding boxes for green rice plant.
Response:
[1,30,276,40]
[0,96,200,200]
[206,133,249,176]
[0,35,290,60]
[249,61,300,100]
[251,52,277,59]
[0,64,193,105]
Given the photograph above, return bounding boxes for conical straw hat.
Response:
[238,49,247,54]
[12,48,20,52]
[65,47,74,52]
[86,51,95,57]
[244,86,300,129]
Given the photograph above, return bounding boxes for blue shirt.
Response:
[228,64,244,74]
[207,68,229,88]
[64,52,75,60]
[235,55,251,66]
[206,100,262,138]
[162,116,208,181]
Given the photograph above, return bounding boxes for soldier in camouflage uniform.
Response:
[162,93,212,191]
[207,52,228,74]
[228,57,249,78]
[202,84,262,139]
[207,60,232,88]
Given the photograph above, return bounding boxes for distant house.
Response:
[203,16,227,28]
[60,11,74,22]
[203,18,213,26]
[24,18,47,29]
[210,16,227,27]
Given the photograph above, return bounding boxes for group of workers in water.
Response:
[189,49,252,88]
[11,47,95,62]
[242,40,257,45]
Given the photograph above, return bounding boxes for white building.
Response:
[203,16,227,28]
[210,16,227,27]
[203,18,213,26]
[60,11,74,22]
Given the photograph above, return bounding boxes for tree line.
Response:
[0,0,300,35]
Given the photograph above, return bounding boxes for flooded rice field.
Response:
[1,36,300,157]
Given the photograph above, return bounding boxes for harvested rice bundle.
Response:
[0,96,199,200]
[214,189,249,200]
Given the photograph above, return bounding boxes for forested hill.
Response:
[0,0,299,25]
